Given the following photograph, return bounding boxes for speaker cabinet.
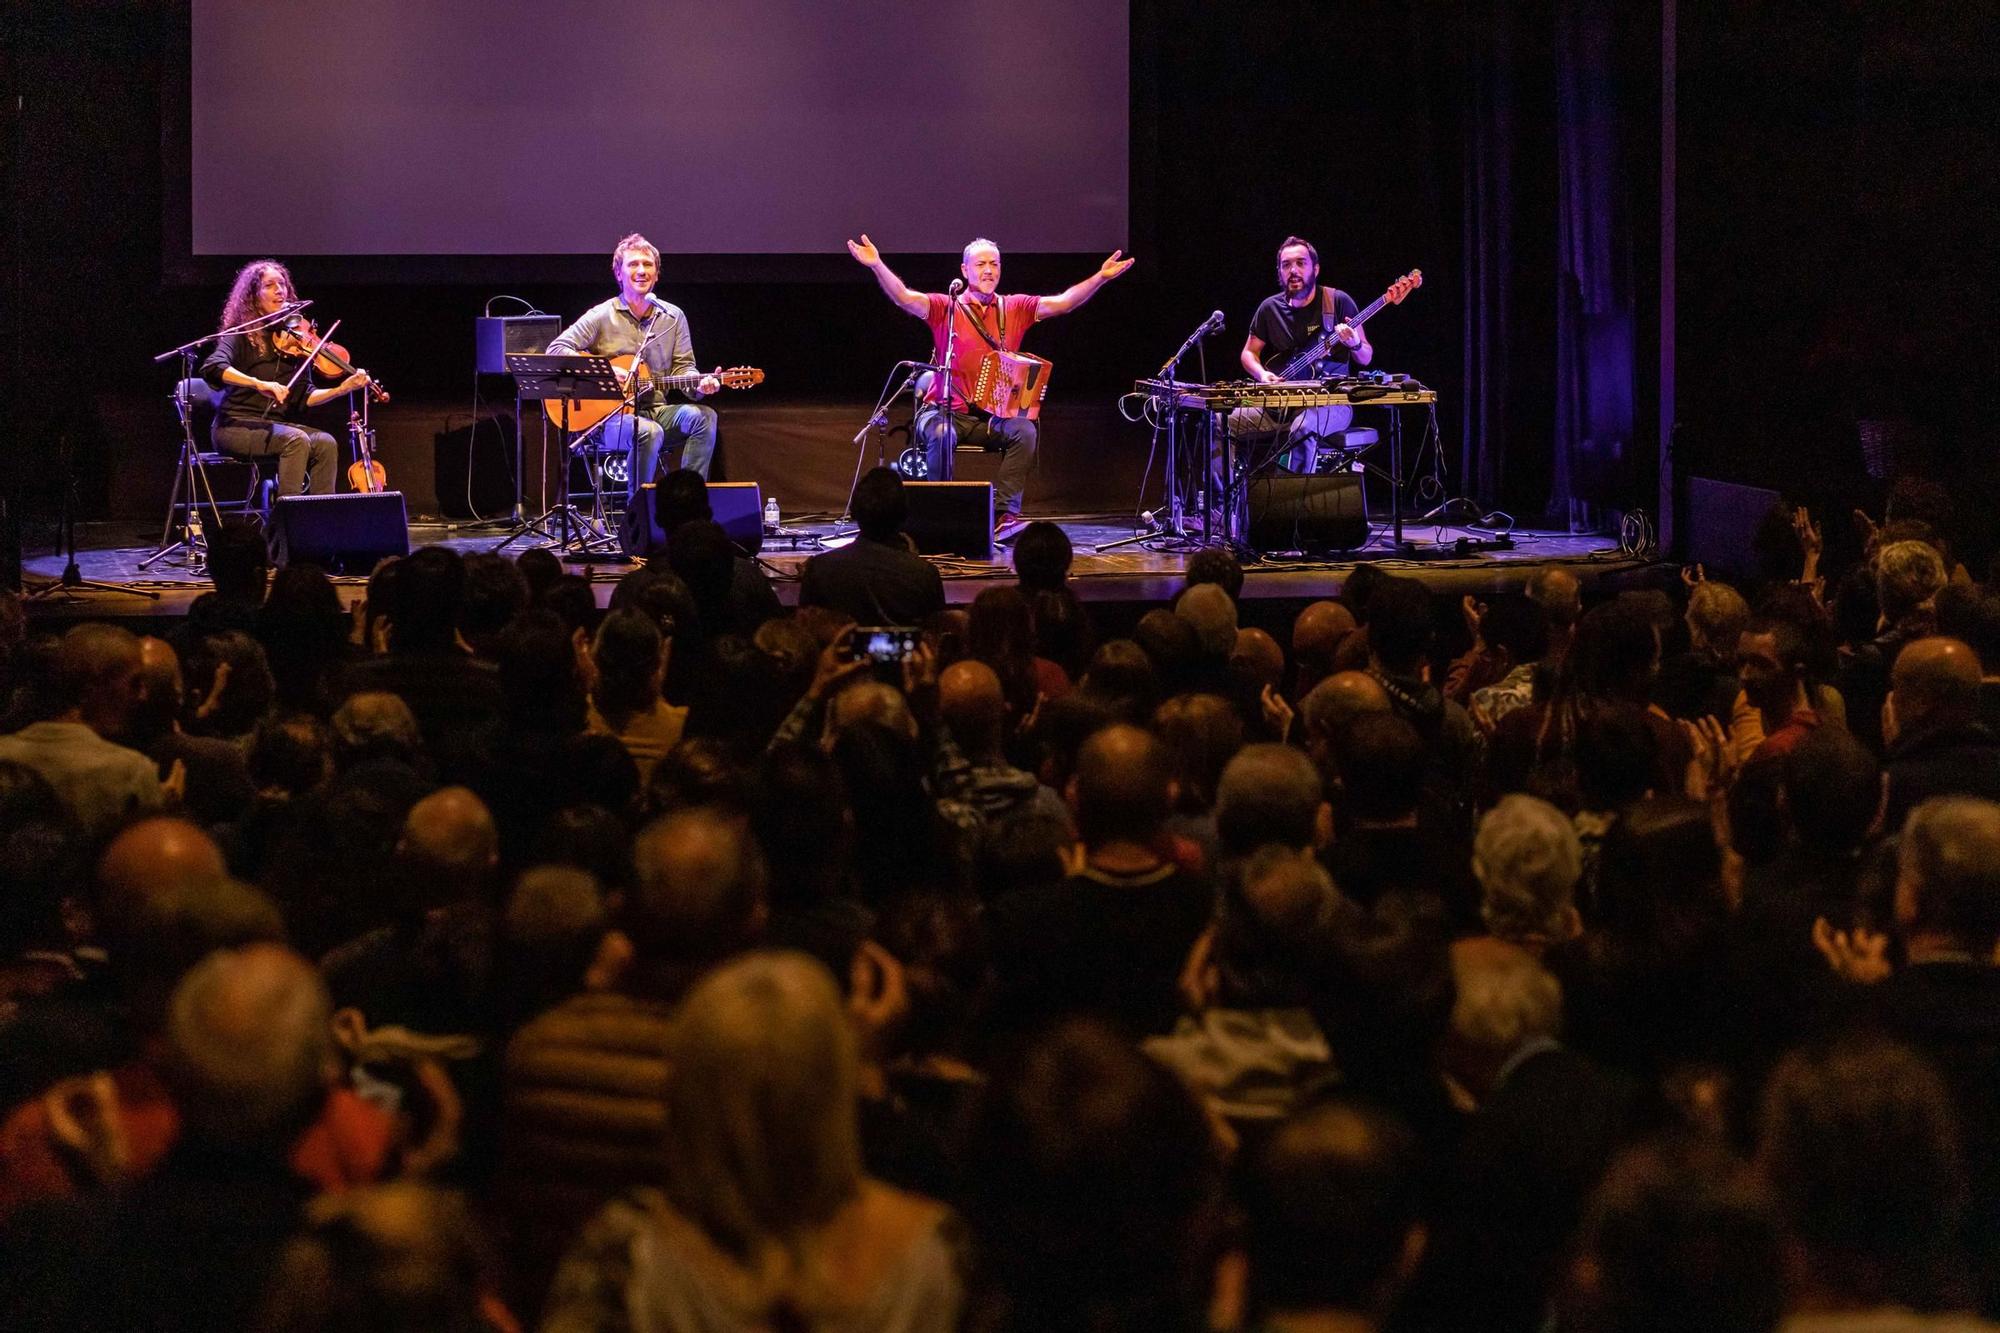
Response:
[904,481,993,559]
[474,315,562,374]
[1246,474,1368,552]
[432,416,517,519]
[706,482,765,555]
[1684,477,1783,581]
[272,492,411,573]
[621,479,763,559]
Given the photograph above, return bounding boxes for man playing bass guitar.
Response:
[547,232,721,504]
[1230,235,1370,473]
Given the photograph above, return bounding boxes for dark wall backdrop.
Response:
[1675,3,2000,552]
[25,2,1987,561]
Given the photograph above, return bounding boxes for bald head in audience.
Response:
[1292,601,1357,694]
[128,636,185,743]
[1069,723,1174,848]
[398,786,499,905]
[97,816,227,909]
[940,659,1008,760]
[827,679,918,741]
[1886,637,1982,745]
[1300,670,1392,769]
[1230,627,1286,697]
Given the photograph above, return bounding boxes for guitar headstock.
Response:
[716,366,765,389]
[1385,269,1422,304]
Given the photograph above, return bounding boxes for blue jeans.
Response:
[600,402,715,501]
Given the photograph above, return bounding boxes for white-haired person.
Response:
[1473,793,1584,957]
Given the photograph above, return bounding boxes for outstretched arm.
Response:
[847,234,929,318]
[1035,250,1136,320]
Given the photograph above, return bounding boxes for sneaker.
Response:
[993,511,1026,537]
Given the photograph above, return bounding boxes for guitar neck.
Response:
[640,370,709,392]
[1275,289,1393,379]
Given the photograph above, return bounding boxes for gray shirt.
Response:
[547,295,700,409]
[0,721,162,837]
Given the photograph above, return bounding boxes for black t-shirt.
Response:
[1248,286,1360,379]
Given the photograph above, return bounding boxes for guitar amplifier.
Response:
[475,314,562,374]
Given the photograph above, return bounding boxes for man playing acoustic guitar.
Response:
[847,233,1134,534]
[548,232,721,503]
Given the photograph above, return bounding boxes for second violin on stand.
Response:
[274,312,394,497]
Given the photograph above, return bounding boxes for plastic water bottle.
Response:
[763,495,780,533]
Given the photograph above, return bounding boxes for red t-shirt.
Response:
[923,292,1040,410]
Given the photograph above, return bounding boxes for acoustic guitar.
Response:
[543,357,763,433]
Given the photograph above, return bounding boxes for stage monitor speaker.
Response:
[272,492,411,574]
[621,479,763,559]
[474,315,562,374]
[1246,473,1368,552]
[904,481,993,559]
[432,416,517,519]
[1684,476,1783,581]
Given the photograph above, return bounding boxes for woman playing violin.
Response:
[201,260,371,497]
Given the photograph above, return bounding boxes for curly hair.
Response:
[217,259,294,355]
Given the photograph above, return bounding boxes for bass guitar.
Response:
[543,358,764,433]
[1262,270,1422,381]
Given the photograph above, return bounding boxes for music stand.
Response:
[495,354,623,554]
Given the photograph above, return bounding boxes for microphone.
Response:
[947,279,965,297]
[1204,309,1225,333]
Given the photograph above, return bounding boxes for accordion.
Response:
[969,350,1053,420]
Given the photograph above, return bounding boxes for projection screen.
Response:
[190,0,1128,255]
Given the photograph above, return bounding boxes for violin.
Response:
[273,315,390,403]
[347,409,388,494]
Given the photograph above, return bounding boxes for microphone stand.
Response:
[25,433,158,601]
[1098,312,1222,554]
[839,360,934,533]
[560,310,670,554]
[934,282,964,481]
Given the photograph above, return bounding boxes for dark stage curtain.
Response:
[1460,0,1643,528]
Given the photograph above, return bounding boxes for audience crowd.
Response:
[1,468,1999,1332]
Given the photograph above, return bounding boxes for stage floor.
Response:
[22,511,1661,623]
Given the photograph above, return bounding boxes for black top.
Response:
[987,859,1213,1038]
[798,536,946,627]
[1249,286,1360,378]
[202,329,304,424]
